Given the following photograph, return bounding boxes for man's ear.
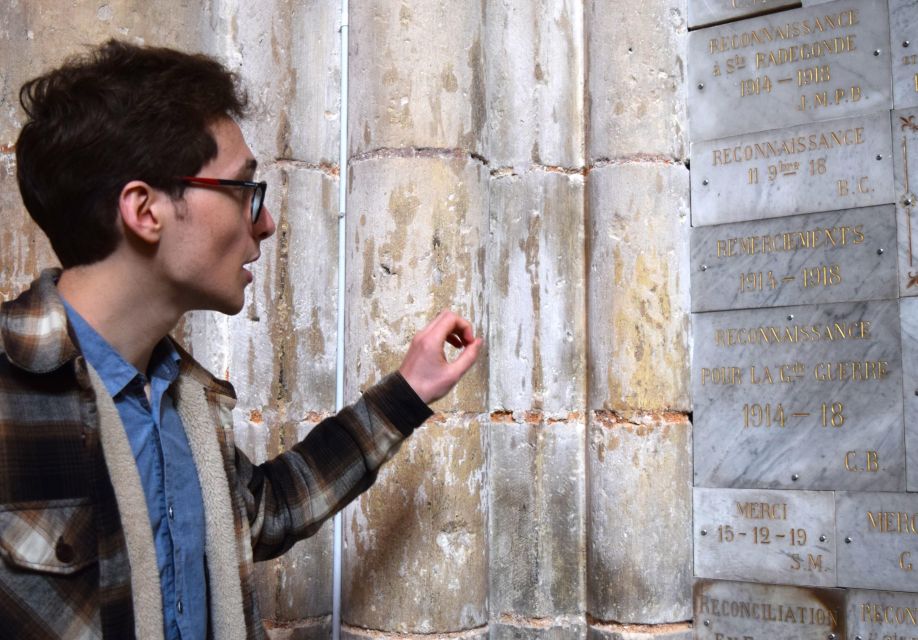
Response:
[118,180,170,245]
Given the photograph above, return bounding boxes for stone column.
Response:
[484,1,587,638]
[342,0,489,637]
[585,1,693,639]
[187,3,343,637]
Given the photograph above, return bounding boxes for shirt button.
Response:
[177,599,184,614]
[168,505,175,520]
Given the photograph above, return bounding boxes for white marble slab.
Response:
[894,107,918,297]
[688,0,800,30]
[902,298,918,490]
[691,205,898,312]
[846,588,918,639]
[892,0,918,109]
[693,299,905,490]
[694,580,847,640]
[694,488,837,586]
[837,492,918,592]
[691,112,895,226]
[688,0,892,142]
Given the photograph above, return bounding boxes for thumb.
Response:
[448,337,483,379]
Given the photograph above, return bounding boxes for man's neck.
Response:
[57,260,182,374]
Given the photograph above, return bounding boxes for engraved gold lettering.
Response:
[901,551,914,571]
[736,501,789,519]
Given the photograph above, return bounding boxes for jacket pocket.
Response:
[0,499,97,574]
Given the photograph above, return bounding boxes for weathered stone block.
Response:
[345,156,488,412]
[491,620,586,640]
[348,1,485,155]
[586,164,690,412]
[488,172,586,413]
[484,0,584,168]
[587,624,692,640]
[341,626,488,640]
[489,416,585,619]
[342,413,488,633]
[586,0,687,160]
[265,618,333,640]
[199,0,340,164]
[587,411,692,623]
[0,1,201,145]
[0,155,56,301]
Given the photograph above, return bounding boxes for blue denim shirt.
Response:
[63,301,207,640]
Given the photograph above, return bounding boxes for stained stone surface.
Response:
[344,156,488,413]
[903,298,918,491]
[836,491,918,591]
[694,579,847,640]
[691,205,897,312]
[347,0,485,156]
[587,0,687,161]
[690,112,895,226]
[893,107,918,297]
[484,0,584,168]
[341,414,487,633]
[489,417,585,620]
[588,412,692,623]
[687,0,892,142]
[846,589,918,638]
[688,0,799,30]
[694,487,836,586]
[587,163,691,412]
[488,172,586,413]
[892,0,918,109]
[693,299,905,491]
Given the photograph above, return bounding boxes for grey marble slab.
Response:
[892,0,918,109]
[688,0,800,30]
[846,588,918,639]
[894,107,918,297]
[694,487,837,585]
[691,112,895,226]
[902,298,918,490]
[694,579,846,639]
[693,299,905,490]
[837,492,918,591]
[688,0,892,142]
[691,205,898,312]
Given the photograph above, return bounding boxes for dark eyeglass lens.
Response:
[252,183,266,223]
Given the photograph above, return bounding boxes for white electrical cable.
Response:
[332,1,349,638]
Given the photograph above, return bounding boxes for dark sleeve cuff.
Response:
[362,371,433,437]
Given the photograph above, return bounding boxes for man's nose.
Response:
[255,206,276,240]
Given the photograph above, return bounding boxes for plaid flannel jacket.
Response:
[0,270,432,639]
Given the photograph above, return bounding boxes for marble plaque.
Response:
[691,112,895,226]
[694,579,846,640]
[837,492,918,591]
[693,300,905,490]
[847,589,918,639]
[903,298,918,491]
[688,0,892,142]
[688,0,800,30]
[892,0,918,109]
[895,107,918,297]
[691,205,897,312]
[694,487,837,585]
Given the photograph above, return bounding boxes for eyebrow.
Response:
[234,158,258,180]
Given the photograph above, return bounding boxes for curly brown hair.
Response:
[16,39,249,268]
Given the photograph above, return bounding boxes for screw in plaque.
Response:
[878,248,885,255]
[905,40,911,47]
[702,178,709,186]
[787,314,794,321]
[791,473,799,481]
[703,620,711,627]
[828,634,836,640]
[845,537,852,544]
[876,154,883,160]
[698,82,704,90]
[701,264,708,272]
[700,529,708,536]
[874,49,882,56]
[819,535,827,542]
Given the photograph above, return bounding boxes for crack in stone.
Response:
[591,153,686,168]
[341,624,489,639]
[585,617,693,633]
[271,158,340,177]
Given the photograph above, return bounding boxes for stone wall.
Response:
[0,2,692,639]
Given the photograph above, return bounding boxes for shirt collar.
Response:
[62,298,181,397]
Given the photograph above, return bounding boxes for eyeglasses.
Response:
[178,176,268,224]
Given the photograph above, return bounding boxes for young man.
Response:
[0,40,481,639]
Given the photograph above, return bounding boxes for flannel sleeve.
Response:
[234,372,432,560]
